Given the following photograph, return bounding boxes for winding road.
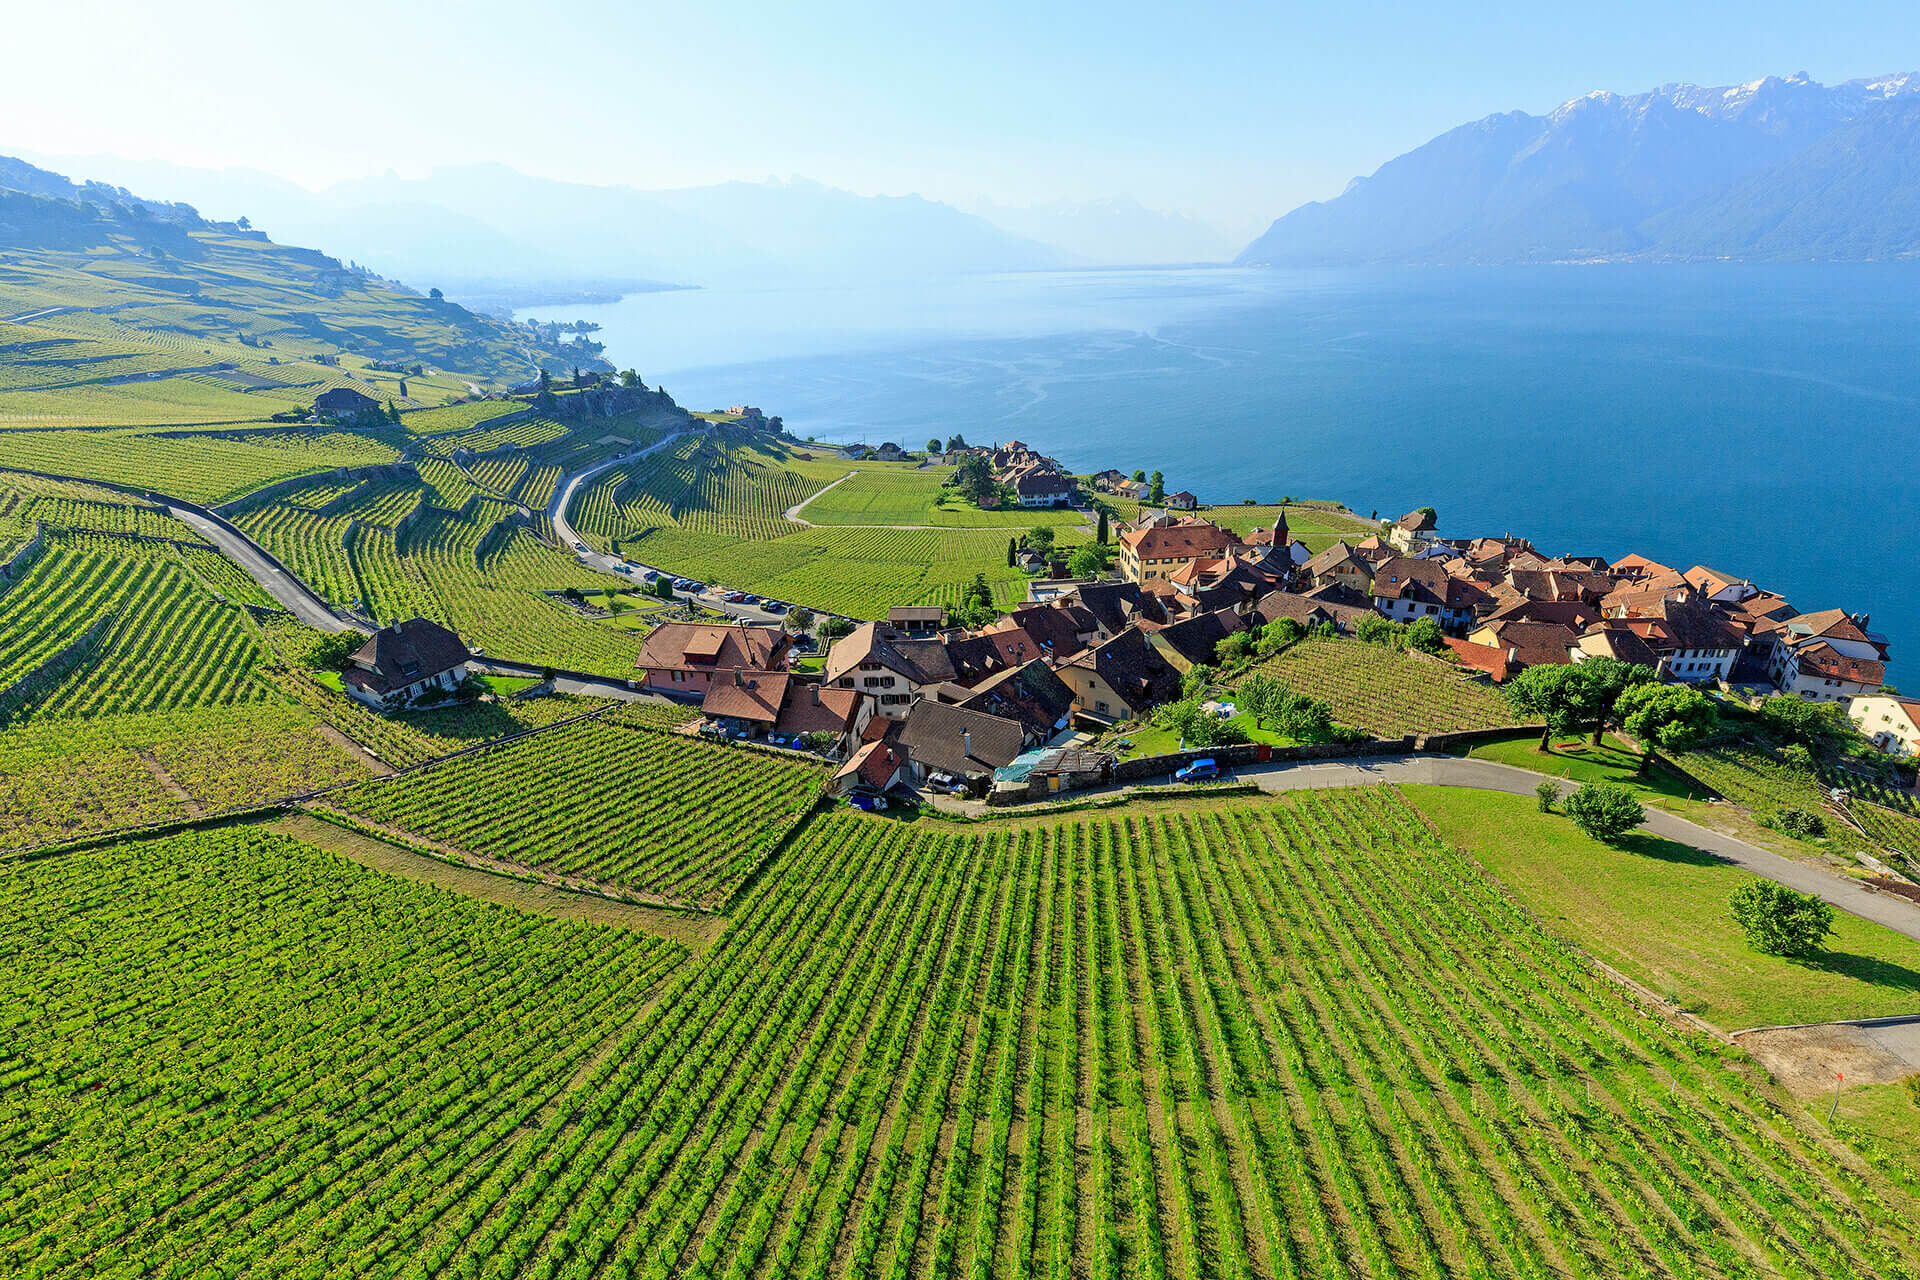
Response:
[158,498,368,634]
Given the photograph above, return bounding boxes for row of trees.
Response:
[1502,657,1721,752]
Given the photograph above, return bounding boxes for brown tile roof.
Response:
[959,659,1076,740]
[834,740,908,791]
[1577,621,1664,669]
[774,682,862,735]
[1795,641,1885,687]
[1474,619,1577,670]
[897,701,1026,777]
[1610,553,1678,579]
[637,622,789,674]
[1148,608,1247,669]
[346,617,470,694]
[1443,636,1514,682]
[1118,517,1240,562]
[1060,626,1180,714]
[1485,598,1601,630]
[1005,606,1087,660]
[700,671,791,724]
[1394,509,1436,532]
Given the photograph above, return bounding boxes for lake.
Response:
[538,264,1920,671]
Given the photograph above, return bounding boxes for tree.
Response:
[1215,631,1254,663]
[1562,782,1645,842]
[954,453,998,506]
[818,617,855,641]
[1275,692,1335,742]
[538,368,552,394]
[786,607,815,633]
[1758,695,1853,749]
[1355,612,1402,647]
[1149,470,1164,505]
[385,400,403,425]
[1007,537,1018,568]
[236,215,251,230]
[1026,527,1056,555]
[1096,510,1109,544]
[1577,657,1657,745]
[1504,663,1602,749]
[767,415,783,433]
[1131,469,1146,483]
[302,632,360,671]
[1729,881,1835,957]
[927,438,942,455]
[1180,664,1216,700]
[945,433,968,452]
[1239,673,1284,729]
[428,286,444,301]
[1067,543,1110,578]
[1616,683,1720,750]
[1404,616,1446,654]
[620,369,641,389]
[1535,780,1560,812]
[1257,617,1303,657]
[1416,505,1437,524]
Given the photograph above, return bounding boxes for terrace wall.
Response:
[0,522,44,582]
[0,609,117,719]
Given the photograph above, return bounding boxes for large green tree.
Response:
[1615,682,1721,750]
[1729,882,1835,957]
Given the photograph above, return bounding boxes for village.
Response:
[330,432,1910,812]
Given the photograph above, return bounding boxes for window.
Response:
[1096,701,1109,714]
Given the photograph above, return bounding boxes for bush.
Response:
[1729,880,1835,957]
[1535,779,1558,813]
[1562,781,1645,842]
[1404,616,1446,655]
[1775,807,1827,840]
[1616,682,1721,750]
[1355,613,1402,647]
[302,631,360,671]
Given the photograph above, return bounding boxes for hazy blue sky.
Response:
[8,0,1916,232]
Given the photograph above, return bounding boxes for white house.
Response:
[1760,609,1889,704]
[1849,695,1920,757]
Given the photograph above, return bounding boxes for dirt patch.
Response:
[268,812,727,951]
[1734,1023,1918,1098]
[313,722,395,776]
[135,750,203,815]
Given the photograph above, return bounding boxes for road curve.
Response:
[161,500,369,634]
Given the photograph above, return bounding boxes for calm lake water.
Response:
[542,265,1920,670]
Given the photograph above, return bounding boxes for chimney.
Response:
[962,729,972,759]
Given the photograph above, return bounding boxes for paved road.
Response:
[783,471,853,525]
[939,753,1920,947]
[548,432,834,630]
[158,500,368,634]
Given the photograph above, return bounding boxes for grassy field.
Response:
[1231,637,1522,737]
[10,786,1917,1278]
[799,465,1086,527]
[571,432,1030,617]
[1412,785,1920,1029]
[329,716,827,906]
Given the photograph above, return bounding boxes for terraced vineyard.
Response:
[331,716,826,905]
[1676,747,1920,871]
[575,433,826,547]
[0,826,689,1277]
[1234,636,1523,736]
[799,465,1085,527]
[0,426,400,503]
[13,787,1918,1278]
[0,533,272,721]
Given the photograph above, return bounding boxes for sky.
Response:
[7,0,1918,236]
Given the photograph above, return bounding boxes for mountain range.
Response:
[1237,72,1920,266]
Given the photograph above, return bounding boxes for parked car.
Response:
[741,594,760,605]
[763,601,787,614]
[789,635,816,651]
[573,542,588,553]
[724,591,748,603]
[847,793,889,812]
[641,570,659,583]
[1173,758,1220,783]
[925,771,965,795]
[675,579,699,591]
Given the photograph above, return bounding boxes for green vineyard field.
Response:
[1235,637,1522,736]
[331,716,827,906]
[7,788,1916,1278]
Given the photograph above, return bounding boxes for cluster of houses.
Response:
[655,500,1900,797]
[947,440,1078,508]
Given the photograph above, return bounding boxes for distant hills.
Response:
[4,156,1080,294]
[1237,73,1920,265]
[0,156,595,387]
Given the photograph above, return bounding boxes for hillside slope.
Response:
[1238,72,1920,265]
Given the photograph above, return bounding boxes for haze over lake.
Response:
[547,265,1920,665]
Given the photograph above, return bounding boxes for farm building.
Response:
[313,387,380,417]
[342,617,472,711]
